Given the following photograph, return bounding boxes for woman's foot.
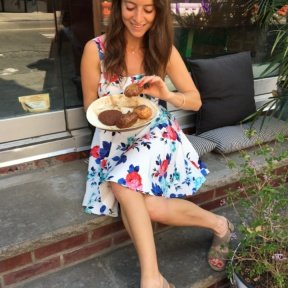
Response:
[141,275,175,288]
[208,217,234,271]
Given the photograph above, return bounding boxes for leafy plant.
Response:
[247,0,288,121]
[226,133,288,288]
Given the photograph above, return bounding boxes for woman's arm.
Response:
[81,40,101,112]
[166,46,202,111]
[139,46,201,111]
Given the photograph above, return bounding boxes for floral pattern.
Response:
[82,36,209,217]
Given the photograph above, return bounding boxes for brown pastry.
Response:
[133,105,152,119]
[115,111,138,128]
[98,109,123,126]
[124,83,144,97]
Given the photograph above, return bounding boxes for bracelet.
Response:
[177,93,186,109]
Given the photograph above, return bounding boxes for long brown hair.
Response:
[104,0,173,80]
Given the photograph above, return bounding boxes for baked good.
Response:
[98,109,122,126]
[133,105,152,119]
[124,83,143,97]
[115,111,138,128]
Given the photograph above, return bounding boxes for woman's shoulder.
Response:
[83,34,106,57]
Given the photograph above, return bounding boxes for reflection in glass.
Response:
[55,0,94,108]
[0,1,63,120]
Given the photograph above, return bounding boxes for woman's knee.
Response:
[144,196,167,223]
[110,182,142,202]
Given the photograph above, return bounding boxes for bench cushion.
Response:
[198,116,288,154]
[185,134,217,157]
[188,52,256,135]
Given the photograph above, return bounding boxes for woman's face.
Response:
[121,0,156,38]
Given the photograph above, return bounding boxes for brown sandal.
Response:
[208,219,234,271]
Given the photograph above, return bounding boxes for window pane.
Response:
[0,1,64,120]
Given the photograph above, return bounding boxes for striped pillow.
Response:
[198,116,288,154]
[185,134,217,157]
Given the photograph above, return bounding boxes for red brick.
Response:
[113,231,131,245]
[91,221,124,241]
[35,234,88,260]
[0,253,32,274]
[55,151,89,162]
[215,181,240,198]
[190,190,215,205]
[63,239,112,265]
[200,198,225,211]
[3,257,60,286]
[274,165,288,176]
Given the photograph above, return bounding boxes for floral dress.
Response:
[82,36,209,217]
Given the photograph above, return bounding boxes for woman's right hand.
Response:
[138,75,172,102]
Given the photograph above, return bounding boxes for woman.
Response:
[81,1,234,287]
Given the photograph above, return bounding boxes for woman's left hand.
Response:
[138,75,172,101]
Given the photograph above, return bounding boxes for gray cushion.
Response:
[185,134,217,157]
[198,116,288,154]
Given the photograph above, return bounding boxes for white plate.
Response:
[86,94,159,131]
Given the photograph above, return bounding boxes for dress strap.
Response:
[92,36,105,61]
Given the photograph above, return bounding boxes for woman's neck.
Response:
[125,31,144,54]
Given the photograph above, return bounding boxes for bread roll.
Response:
[133,105,152,119]
[124,83,143,97]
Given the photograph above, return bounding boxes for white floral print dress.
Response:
[82,36,209,217]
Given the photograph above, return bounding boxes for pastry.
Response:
[133,105,152,119]
[98,109,122,126]
[124,83,143,97]
[115,111,138,128]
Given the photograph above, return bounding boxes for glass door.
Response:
[0,0,66,143]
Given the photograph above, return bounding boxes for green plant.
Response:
[247,0,288,121]
[226,132,288,288]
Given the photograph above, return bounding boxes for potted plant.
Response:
[225,134,288,287]
[247,0,288,121]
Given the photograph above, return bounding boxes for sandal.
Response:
[208,219,234,272]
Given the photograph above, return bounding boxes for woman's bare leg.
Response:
[111,182,164,288]
[120,208,134,242]
[144,196,229,237]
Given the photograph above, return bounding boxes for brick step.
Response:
[0,144,287,287]
[13,205,239,288]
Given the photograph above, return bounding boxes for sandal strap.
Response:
[208,219,234,271]
[211,220,234,248]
